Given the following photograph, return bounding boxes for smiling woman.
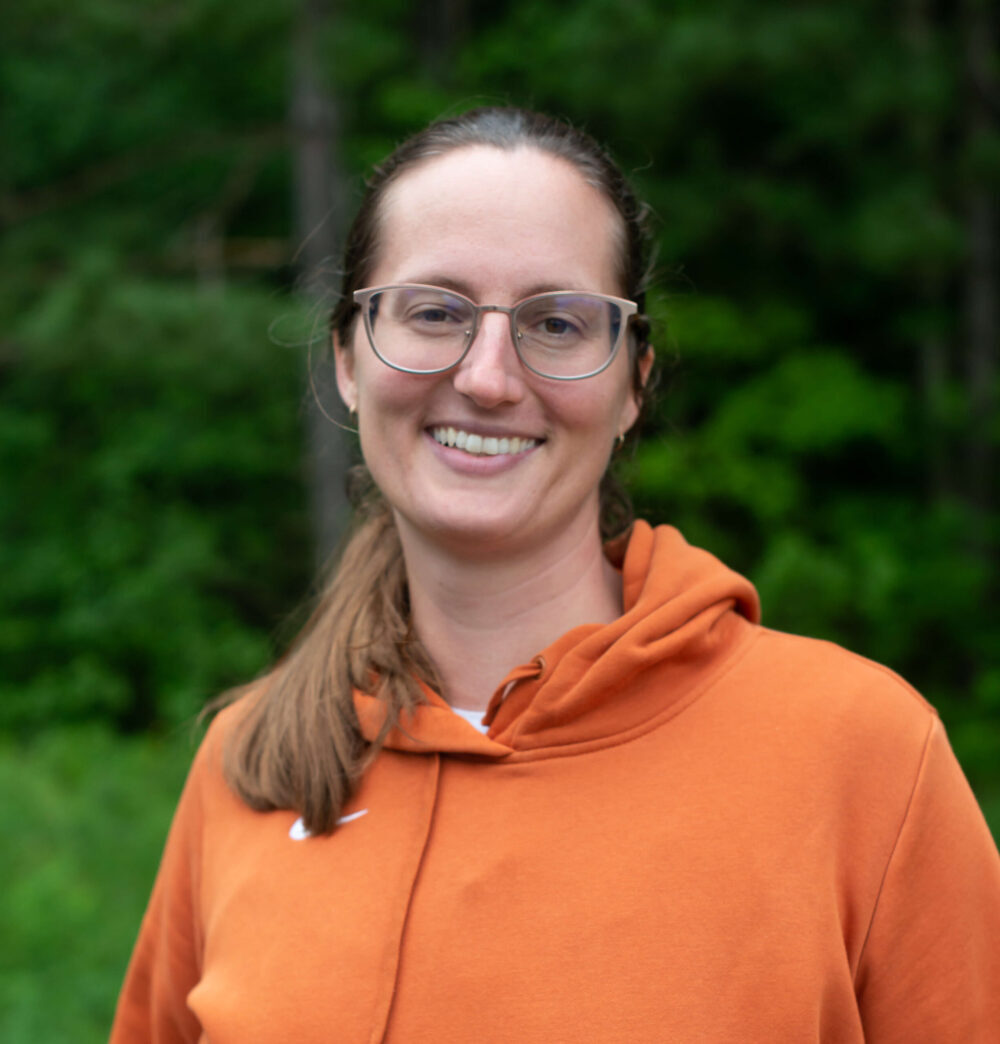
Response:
[111,108,1000,1043]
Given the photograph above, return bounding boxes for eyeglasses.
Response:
[352,284,638,381]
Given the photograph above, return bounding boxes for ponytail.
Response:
[220,467,437,835]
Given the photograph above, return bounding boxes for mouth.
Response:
[430,426,540,457]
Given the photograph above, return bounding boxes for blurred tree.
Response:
[415,0,470,85]
[961,0,998,528]
[0,265,311,731]
[291,0,352,567]
[902,0,951,501]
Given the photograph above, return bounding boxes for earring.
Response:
[616,431,626,449]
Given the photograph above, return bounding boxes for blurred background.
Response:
[2,0,997,1039]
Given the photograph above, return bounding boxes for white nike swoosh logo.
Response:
[289,809,368,840]
[337,809,369,826]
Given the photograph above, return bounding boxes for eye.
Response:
[540,316,579,337]
[523,310,587,344]
[411,306,456,324]
[394,292,469,330]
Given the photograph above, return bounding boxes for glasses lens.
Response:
[366,287,473,372]
[514,294,622,378]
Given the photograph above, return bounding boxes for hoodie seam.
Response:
[754,628,936,716]
[852,715,937,982]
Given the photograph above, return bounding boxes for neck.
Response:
[397,512,623,712]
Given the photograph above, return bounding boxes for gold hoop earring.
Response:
[616,431,626,450]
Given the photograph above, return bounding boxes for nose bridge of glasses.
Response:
[467,303,520,353]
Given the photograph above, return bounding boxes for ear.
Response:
[333,331,357,413]
[619,345,655,435]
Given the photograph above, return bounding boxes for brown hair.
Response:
[222,107,654,833]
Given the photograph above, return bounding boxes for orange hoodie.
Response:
[111,522,1000,1043]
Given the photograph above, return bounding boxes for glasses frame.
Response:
[352,283,638,381]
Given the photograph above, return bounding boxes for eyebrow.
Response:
[404,275,581,301]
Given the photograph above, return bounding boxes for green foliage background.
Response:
[2,1,997,1040]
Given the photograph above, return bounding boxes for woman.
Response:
[112,108,999,1042]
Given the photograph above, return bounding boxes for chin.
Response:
[390,498,535,554]
[425,514,529,552]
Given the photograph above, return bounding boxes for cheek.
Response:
[543,369,632,439]
[354,353,429,414]
[353,366,438,476]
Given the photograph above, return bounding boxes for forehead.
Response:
[372,145,624,296]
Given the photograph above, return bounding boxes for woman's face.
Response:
[335,145,650,559]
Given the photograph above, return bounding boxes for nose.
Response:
[451,311,526,408]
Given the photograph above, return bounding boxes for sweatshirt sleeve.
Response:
[109,733,210,1044]
[855,717,1000,1043]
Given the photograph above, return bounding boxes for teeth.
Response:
[431,427,538,456]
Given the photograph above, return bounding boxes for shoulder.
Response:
[714,626,941,798]
[705,628,996,894]
[201,688,261,747]
[738,625,935,730]
[178,687,265,808]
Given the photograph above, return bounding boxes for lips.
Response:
[430,426,540,457]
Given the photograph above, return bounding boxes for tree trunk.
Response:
[290,0,351,569]
[903,0,952,501]
[962,0,998,527]
[415,0,469,84]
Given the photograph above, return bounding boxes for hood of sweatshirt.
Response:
[353,520,761,759]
